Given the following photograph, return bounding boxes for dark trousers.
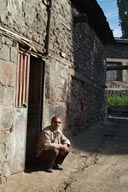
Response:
[36,148,69,168]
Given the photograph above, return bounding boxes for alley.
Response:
[59,116,128,192]
[1,116,128,192]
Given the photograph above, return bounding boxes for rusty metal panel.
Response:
[10,108,28,174]
[15,52,30,107]
[11,51,30,174]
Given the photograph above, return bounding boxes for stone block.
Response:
[3,87,15,105]
[3,163,11,178]
[0,35,2,49]
[0,44,10,61]
[0,86,14,106]
[0,106,14,130]
[2,36,13,46]
[0,60,16,86]
[0,85,4,104]
[0,132,11,184]
[10,47,18,63]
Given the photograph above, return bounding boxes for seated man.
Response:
[36,116,71,173]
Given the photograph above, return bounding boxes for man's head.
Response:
[51,116,61,131]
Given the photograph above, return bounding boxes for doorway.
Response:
[25,55,45,169]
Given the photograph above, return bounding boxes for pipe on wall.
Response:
[44,0,53,56]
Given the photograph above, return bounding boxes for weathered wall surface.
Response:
[0,34,18,183]
[43,2,105,133]
[67,21,105,133]
[0,0,47,52]
[0,0,73,54]
[0,0,106,183]
[105,43,128,59]
[0,132,11,184]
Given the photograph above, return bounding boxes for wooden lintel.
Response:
[107,65,128,71]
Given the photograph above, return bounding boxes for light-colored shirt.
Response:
[36,126,70,157]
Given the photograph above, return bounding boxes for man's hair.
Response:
[51,116,60,122]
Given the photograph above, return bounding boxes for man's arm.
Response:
[60,133,71,146]
[41,131,62,150]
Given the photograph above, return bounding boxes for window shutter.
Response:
[15,52,30,107]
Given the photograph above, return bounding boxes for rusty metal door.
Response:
[10,52,30,174]
[11,108,28,173]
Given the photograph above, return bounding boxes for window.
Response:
[106,62,122,81]
[15,52,30,107]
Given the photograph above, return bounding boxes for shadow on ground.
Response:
[26,116,128,173]
[70,116,128,155]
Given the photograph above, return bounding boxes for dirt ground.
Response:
[1,116,128,192]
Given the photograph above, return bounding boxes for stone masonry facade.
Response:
[0,0,106,183]
[0,35,18,183]
[105,42,128,59]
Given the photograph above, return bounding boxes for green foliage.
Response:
[117,0,128,38]
[107,95,128,105]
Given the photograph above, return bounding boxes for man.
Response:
[36,116,71,173]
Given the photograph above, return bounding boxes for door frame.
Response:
[25,55,45,169]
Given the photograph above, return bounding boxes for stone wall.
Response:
[105,43,128,59]
[0,34,18,183]
[43,3,106,132]
[0,0,73,54]
[0,0,47,52]
[107,90,128,97]
[67,21,105,133]
[0,132,11,184]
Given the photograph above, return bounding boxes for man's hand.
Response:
[59,144,70,155]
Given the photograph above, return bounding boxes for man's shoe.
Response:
[44,167,53,173]
[53,164,63,170]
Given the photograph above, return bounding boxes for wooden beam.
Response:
[107,65,128,71]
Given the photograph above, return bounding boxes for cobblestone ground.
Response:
[1,116,128,192]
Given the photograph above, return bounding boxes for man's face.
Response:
[51,117,61,131]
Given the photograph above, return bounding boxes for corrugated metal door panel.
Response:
[10,108,28,173]
[10,52,30,174]
[15,52,30,107]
